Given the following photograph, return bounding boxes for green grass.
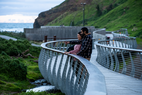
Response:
[0,56,41,94]
[0,31,26,40]
[47,0,142,40]
[136,37,142,47]
[19,91,65,95]
[0,73,35,94]
[0,37,64,95]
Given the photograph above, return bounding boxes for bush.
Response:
[0,54,27,80]
[139,35,142,39]
[8,59,27,80]
[7,45,21,56]
[0,38,41,57]
[0,38,41,80]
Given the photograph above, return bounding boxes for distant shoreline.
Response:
[0,23,33,32]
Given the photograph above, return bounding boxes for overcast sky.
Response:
[0,0,65,23]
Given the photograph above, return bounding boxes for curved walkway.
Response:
[0,35,17,41]
[0,35,41,47]
[90,49,142,95]
[1,34,142,95]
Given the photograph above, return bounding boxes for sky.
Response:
[0,0,65,23]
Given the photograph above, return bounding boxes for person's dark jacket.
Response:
[70,34,92,58]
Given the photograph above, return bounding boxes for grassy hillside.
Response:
[47,0,142,38]
[0,36,65,95]
[0,38,42,94]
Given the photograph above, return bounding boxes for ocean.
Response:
[0,23,33,32]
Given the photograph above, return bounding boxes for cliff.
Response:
[33,0,142,39]
[33,0,92,28]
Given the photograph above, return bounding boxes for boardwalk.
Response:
[0,35,17,41]
[0,35,41,47]
[90,49,142,95]
[1,34,142,95]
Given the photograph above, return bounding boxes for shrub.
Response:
[0,38,41,57]
[7,45,21,56]
[0,55,27,80]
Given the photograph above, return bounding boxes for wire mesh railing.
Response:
[38,39,106,95]
[98,38,137,49]
[96,30,142,80]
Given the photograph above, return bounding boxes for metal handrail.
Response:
[38,39,106,95]
[98,38,137,49]
[95,34,142,80]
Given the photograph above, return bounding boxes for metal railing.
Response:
[113,28,128,36]
[93,32,106,41]
[96,31,142,80]
[38,39,106,95]
[98,38,137,49]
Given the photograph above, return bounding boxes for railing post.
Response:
[124,38,127,48]
[39,49,47,78]
[109,48,114,70]
[121,50,127,74]
[129,52,135,77]
[44,50,50,82]
[97,46,101,64]
[44,35,47,42]
[114,49,119,72]
[54,36,56,41]
[53,52,59,86]
[121,40,124,48]
[74,61,82,94]
[77,63,84,95]
[99,46,103,66]
[127,38,130,48]
[71,60,78,95]
[134,37,137,49]
[38,48,44,66]
[139,52,142,79]
[106,48,110,69]
[62,55,69,94]
[118,40,121,47]
[66,57,74,95]
[63,42,66,51]
[57,54,64,92]
[103,47,107,67]
[47,50,53,84]
[81,70,89,95]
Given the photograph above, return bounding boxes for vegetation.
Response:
[0,0,141,94]
[19,91,64,95]
[0,31,26,40]
[0,37,41,94]
[47,0,142,46]
[0,36,64,95]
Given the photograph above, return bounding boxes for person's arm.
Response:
[69,45,81,54]
[66,45,74,52]
[64,40,81,45]
[69,40,82,44]
[77,36,92,55]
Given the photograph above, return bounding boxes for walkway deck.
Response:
[90,49,142,95]
[1,34,142,95]
[0,35,41,47]
[0,35,17,41]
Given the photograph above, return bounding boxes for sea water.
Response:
[26,86,55,92]
[0,23,33,32]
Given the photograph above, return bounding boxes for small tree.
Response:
[96,4,102,17]
[106,4,113,12]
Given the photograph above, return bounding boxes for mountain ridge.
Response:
[33,0,92,28]
[33,0,142,38]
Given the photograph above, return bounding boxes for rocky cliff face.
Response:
[33,0,92,28]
